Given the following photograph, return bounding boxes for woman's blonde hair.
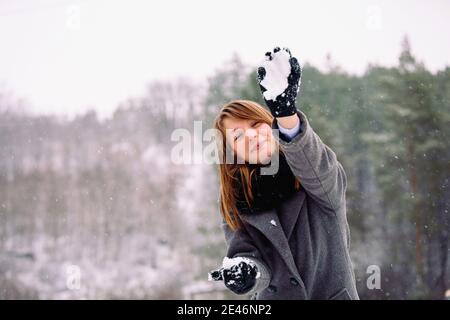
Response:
[213,100,300,231]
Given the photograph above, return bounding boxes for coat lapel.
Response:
[240,190,306,284]
[277,189,306,240]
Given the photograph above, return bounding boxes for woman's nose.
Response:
[245,128,258,140]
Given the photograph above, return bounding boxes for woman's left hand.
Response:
[256,47,302,118]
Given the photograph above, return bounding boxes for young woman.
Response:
[208,47,359,300]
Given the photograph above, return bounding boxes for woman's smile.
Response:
[252,139,266,153]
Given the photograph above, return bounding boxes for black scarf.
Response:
[234,152,299,215]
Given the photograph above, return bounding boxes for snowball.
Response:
[260,49,291,101]
[221,256,261,280]
[222,256,253,268]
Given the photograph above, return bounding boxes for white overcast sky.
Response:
[1,0,449,120]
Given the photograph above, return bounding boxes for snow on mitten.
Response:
[221,257,259,295]
[208,267,224,281]
[256,46,302,118]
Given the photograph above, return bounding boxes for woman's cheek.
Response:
[235,141,248,162]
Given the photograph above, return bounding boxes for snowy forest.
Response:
[0,36,449,299]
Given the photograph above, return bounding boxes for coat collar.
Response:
[239,189,306,283]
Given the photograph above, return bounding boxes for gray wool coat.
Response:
[221,109,360,300]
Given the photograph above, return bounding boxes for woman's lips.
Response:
[252,140,266,152]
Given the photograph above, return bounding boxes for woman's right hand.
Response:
[208,257,259,294]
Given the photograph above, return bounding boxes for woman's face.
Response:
[222,117,276,164]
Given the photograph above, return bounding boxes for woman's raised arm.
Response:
[273,109,347,215]
[257,47,347,215]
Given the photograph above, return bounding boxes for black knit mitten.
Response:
[208,258,259,295]
[256,46,302,118]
